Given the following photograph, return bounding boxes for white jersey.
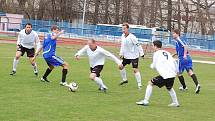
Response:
[150,50,178,79]
[120,33,144,59]
[17,29,40,50]
[75,45,121,68]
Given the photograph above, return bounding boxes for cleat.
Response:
[168,103,180,107]
[60,81,68,86]
[136,99,149,106]
[179,86,188,91]
[10,70,16,75]
[195,84,201,94]
[119,80,128,86]
[41,77,50,82]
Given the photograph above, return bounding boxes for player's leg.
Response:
[41,65,54,82]
[186,58,200,93]
[166,78,180,107]
[89,65,107,92]
[132,58,142,89]
[119,58,128,85]
[136,76,164,106]
[178,59,187,90]
[187,69,201,93]
[10,45,24,75]
[60,61,69,86]
[27,48,38,76]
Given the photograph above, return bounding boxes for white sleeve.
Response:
[75,45,88,56]
[150,53,158,69]
[131,35,144,57]
[101,48,121,65]
[17,33,21,45]
[119,36,124,56]
[34,33,41,52]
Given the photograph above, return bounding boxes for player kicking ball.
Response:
[75,39,122,92]
[172,29,200,94]
[119,23,144,89]
[33,25,69,86]
[136,40,180,107]
[10,23,40,76]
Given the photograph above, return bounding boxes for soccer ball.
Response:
[68,82,78,92]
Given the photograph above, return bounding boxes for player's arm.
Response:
[51,30,64,40]
[119,36,124,59]
[150,53,158,69]
[17,33,21,48]
[74,45,88,60]
[35,33,41,54]
[101,48,122,66]
[131,36,144,58]
[183,45,188,59]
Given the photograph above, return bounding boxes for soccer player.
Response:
[136,40,180,107]
[172,29,200,94]
[75,39,123,92]
[10,23,40,76]
[33,25,69,86]
[119,23,144,89]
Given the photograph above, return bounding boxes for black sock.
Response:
[43,68,52,78]
[62,69,68,82]
[178,75,186,89]
[191,74,199,86]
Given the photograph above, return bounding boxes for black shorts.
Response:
[151,75,175,90]
[17,45,35,57]
[122,58,139,68]
[90,65,104,77]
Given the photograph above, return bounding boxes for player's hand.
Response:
[141,55,144,59]
[118,64,123,70]
[16,44,20,49]
[183,55,187,60]
[75,55,80,60]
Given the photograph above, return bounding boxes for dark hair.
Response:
[173,29,180,36]
[153,40,162,48]
[51,25,59,31]
[25,23,32,28]
[89,39,96,43]
[122,22,129,29]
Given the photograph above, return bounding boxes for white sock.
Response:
[32,63,38,73]
[135,72,142,87]
[12,58,19,71]
[144,84,153,101]
[168,88,179,104]
[94,77,107,89]
[120,68,127,81]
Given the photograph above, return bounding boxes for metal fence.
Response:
[19,19,215,51]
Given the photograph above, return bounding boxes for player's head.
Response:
[172,29,180,39]
[122,23,129,34]
[153,40,162,50]
[25,23,32,34]
[88,39,97,50]
[51,25,59,34]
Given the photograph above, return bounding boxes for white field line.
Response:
[1,56,215,65]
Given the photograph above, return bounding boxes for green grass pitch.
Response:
[0,43,215,121]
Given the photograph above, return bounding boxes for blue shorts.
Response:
[178,57,193,74]
[44,56,64,67]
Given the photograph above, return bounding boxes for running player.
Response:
[75,39,123,92]
[172,29,200,94]
[10,23,40,76]
[33,25,69,86]
[119,23,144,89]
[136,40,180,107]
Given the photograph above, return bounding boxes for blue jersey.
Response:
[43,34,57,58]
[175,37,190,60]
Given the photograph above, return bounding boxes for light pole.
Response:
[82,0,87,35]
